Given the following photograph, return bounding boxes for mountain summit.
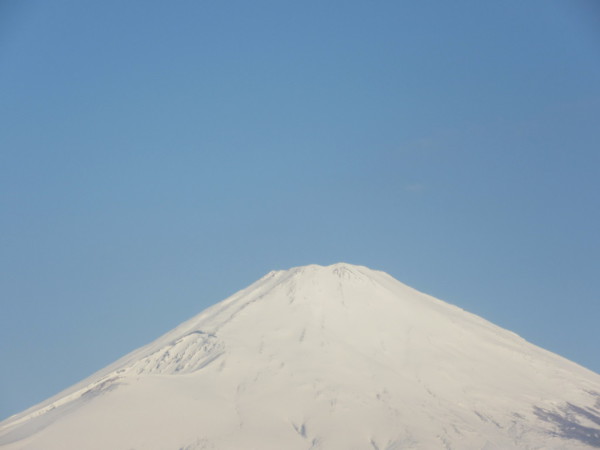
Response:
[1,263,599,449]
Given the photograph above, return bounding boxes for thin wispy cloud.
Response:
[405,183,426,193]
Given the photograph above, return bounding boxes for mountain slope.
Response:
[1,263,599,449]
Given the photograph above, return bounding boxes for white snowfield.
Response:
[1,263,599,449]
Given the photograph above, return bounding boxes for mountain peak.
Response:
[278,262,369,275]
[2,264,599,450]
[277,262,375,283]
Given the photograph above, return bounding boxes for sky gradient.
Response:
[1,1,599,420]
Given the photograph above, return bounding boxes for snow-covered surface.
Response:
[1,263,599,449]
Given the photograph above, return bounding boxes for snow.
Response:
[1,263,599,449]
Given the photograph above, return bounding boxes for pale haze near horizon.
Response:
[1,1,599,420]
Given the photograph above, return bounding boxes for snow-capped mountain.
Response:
[1,263,599,449]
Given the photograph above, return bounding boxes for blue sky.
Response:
[1,0,599,420]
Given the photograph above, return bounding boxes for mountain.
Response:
[1,263,599,449]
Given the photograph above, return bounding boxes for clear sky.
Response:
[1,0,599,420]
